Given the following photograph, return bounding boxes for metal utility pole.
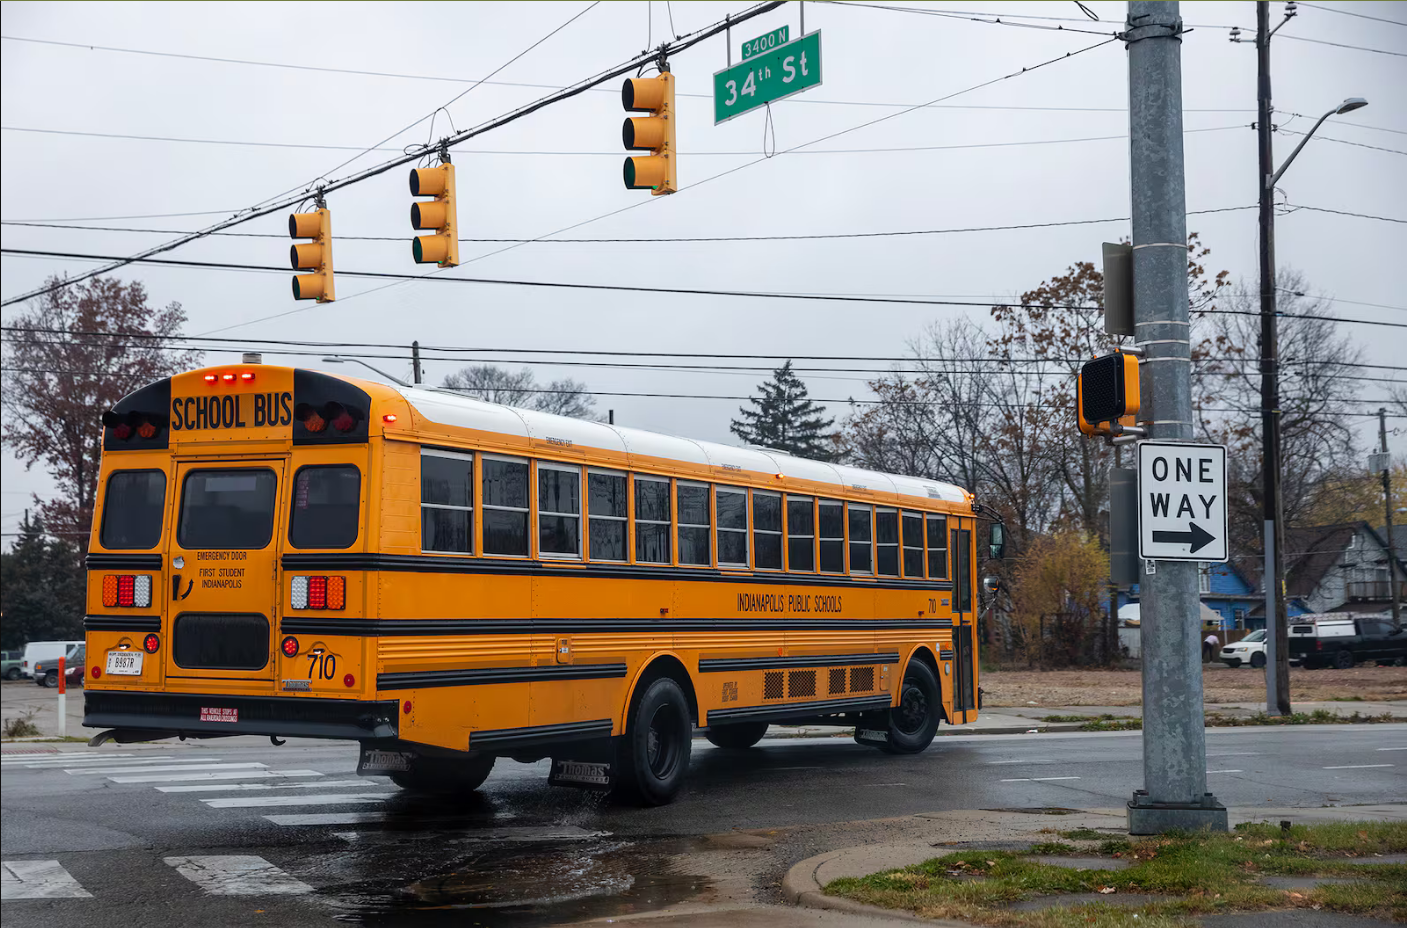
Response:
[1124,0,1226,835]
[1255,0,1291,718]
[412,340,423,385]
[1380,408,1401,624]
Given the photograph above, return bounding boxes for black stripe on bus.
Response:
[84,615,161,632]
[378,663,627,691]
[708,694,892,725]
[469,719,613,751]
[281,553,955,592]
[939,650,955,659]
[87,553,163,571]
[698,652,900,674]
[280,617,954,637]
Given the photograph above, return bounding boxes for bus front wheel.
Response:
[705,722,768,750]
[615,676,692,806]
[390,755,495,796]
[879,661,941,755]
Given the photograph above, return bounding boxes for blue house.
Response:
[1118,559,1267,630]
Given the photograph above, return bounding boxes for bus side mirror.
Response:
[988,523,1006,561]
[982,576,1001,594]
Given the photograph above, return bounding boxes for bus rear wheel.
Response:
[390,755,495,796]
[615,676,692,806]
[705,722,768,750]
[878,661,941,755]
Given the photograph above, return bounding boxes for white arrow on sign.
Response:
[1137,440,1228,563]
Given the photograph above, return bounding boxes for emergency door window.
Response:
[177,469,277,550]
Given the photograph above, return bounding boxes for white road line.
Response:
[1207,752,1260,757]
[164,855,312,896]
[334,825,613,844]
[1322,764,1394,770]
[69,762,266,776]
[1000,776,1081,782]
[1377,748,1407,752]
[158,778,369,793]
[1,860,93,900]
[108,769,321,784]
[3,753,147,765]
[201,793,389,809]
[265,811,388,826]
[987,759,1057,765]
[1207,770,1243,774]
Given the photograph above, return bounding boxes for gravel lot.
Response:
[981,665,1407,707]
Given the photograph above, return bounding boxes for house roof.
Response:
[1282,523,1364,599]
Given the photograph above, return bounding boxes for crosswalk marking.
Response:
[108,769,320,784]
[69,762,267,776]
[158,778,370,793]
[2,860,93,900]
[201,792,389,809]
[2,753,145,765]
[264,811,391,826]
[164,855,312,895]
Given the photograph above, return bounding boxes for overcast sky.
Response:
[1,0,1403,544]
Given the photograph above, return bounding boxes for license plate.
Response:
[105,651,144,675]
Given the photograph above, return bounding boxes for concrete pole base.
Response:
[1127,790,1229,835]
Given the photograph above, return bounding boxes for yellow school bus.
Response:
[83,362,999,804]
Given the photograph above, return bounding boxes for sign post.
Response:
[1138,441,1228,563]
[714,31,822,124]
[57,655,67,739]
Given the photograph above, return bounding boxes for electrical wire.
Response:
[1295,2,1407,26]
[1275,127,1407,157]
[1275,33,1407,57]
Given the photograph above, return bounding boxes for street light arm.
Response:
[1266,106,1335,190]
[320,356,411,387]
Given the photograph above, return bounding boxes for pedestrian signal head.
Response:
[409,163,459,267]
[288,208,334,302]
[621,72,676,195]
[1077,350,1140,437]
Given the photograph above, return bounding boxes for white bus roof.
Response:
[396,386,970,505]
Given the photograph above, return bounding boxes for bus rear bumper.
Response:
[83,691,400,742]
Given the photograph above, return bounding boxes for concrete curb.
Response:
[782,848,943,925]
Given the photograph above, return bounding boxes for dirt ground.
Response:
[981,664,1407,707]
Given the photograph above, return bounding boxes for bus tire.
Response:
[390,755,495,796]
[705,722,768,750]
[879,660,941,755]
[615,676,692,806]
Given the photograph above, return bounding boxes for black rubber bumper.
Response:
[84,690,400,740]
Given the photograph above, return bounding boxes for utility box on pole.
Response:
[1124,0,1227,835]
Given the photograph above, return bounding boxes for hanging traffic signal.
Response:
[409,163,459,267]
[289,207,334,302]
[622,71,676,195]
[1077,349,1141,437]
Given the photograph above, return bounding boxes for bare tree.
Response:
[442,364,596,419]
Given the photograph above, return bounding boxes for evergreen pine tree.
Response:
[730,361,836,460]
[0,513,85,649]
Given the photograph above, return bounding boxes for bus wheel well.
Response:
[633,655,699,726]
[906,646,947,721]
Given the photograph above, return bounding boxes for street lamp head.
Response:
[1335,97,1368,115]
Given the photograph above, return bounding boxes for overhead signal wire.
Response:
[1295,2,1407,26]
[0,1,787,309]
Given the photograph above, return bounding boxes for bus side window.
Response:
[848,505,873,575]
[752,491,782,570]
[818,500,845,573]
[634,476,672,564]
[677,482,712,567]
[100,470,167,550]
[482,455,529,557]
[786,496,815,572]
[902,510,924,578]
[538,462,581,559]
[588,470,627,562]
[926,514,948,579]
[716,486,749,567]
[291,464,361,549]
[875,509,899,577]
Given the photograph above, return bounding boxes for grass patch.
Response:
[1204,710,1398,727]
[825,820,1407,926]
[1041,714,1139,724]
[1057,828,1109,841]
[1,709,42,739]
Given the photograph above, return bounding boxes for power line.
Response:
[1276,127,1407,157]
[0,2,787,309]
[1295,2,1407,26]
[1275,33,1407,57]
[1280,204,1407,226]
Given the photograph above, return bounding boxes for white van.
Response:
[19,640,83,680]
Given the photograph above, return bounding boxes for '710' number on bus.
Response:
[307,652,337,680]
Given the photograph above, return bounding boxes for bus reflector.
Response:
[91,666,102,679]
[343,673,355,688]
[282,636,300,657]
[143,633,160,653]
[290,576,345,610]
[104,574,153,608]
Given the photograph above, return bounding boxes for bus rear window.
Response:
[99,470,166,549]
[290,465,361,549]
[178,469,277,549]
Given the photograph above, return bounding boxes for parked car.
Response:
[1219,629,1267,668]
[34,644,85,689]
[19,640,83,680]
[2,649,24,680]
[1288,616,1407,669]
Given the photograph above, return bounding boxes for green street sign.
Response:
[741,25,789,60]
[713,30,822,125]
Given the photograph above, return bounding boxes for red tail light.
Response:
[332,411,356,432]
[113,423,133,440]
[136,420,157,439]
[103,574,152,608]
[343,673,356,688]
[91,666,102,679]
[282,636,300,657]
[290,576,345,610]
[143,633,160,654]
[308,576,328,610]
[240,372,255,382]
[221,373,236,383]
[118,575,136,607]
[305,412,326,432]
[1316,640,1323,651]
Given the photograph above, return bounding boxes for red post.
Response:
[58,655,66,695]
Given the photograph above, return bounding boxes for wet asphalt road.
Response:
[3,724,1404,926]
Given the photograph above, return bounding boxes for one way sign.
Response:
[1137,440,1228,563]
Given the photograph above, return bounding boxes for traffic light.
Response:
[289,207,334,302]
[409,163,459,267]
[622,72,676,195]
[1077,349,1141,437]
